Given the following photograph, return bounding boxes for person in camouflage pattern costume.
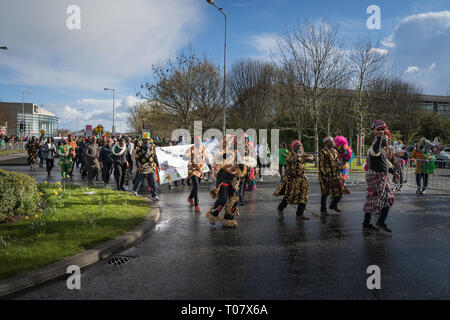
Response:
[274,140,315,220]
[26,136,40,170]
[318,136,349,215]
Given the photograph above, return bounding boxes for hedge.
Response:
[0,169,40,220]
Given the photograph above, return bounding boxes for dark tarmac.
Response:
[2,164,450,300]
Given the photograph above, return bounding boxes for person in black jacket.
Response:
[100,138,114,187]
[111,138,132,191]
[76,138,85,168]
[363,121,400,233]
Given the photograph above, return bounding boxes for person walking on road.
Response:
[362,121,399,233]
[257,138,270,182]
[84,136,101,186]
[26,136,40,171]
[205,135,241,228]
[184,136,206,212]
[318,136,349,216]
[111,138,132,191]
[279,143,288,181]
[99,138,114,187]
[56,138,73,179]
[274,140,315,220]
[41,137,57,176]
[133,133,160,201]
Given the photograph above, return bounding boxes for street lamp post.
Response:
[206,0,227,133]
[77,108,84,132]
[104,88,115,136]
[22,91,32,148]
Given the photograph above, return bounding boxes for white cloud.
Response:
[0,0,203,91]
[405,66,420,73]
[383,11,450,95]
[46,95,145,132]
[369,48,389,56]
[248,34,279,61]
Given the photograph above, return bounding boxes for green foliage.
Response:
[27,215,47,238]
[0,169,40,219]
[0,185,149,280]
[0,235,11,257]
[415,113,450,144]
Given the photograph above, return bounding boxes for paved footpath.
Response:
[3,164,450,300]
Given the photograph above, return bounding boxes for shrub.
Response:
[0,169,40,220]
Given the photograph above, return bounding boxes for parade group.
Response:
[21,120,440,233]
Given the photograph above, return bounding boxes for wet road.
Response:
[3,164,450,300]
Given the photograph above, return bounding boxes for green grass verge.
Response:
[0,184,150,281]
[0,149,25,156]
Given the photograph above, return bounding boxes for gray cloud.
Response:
[0,0,204,91]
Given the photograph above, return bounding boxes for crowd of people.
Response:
[0,135,25,150]
[19,120,441,232]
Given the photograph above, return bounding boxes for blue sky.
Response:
[0,0,449,132]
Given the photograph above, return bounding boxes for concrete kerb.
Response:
[0,199,161,298]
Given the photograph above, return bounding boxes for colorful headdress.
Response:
[334,136,348,148]
[142,132,151,140]
[323,136,334,144]
[290,140,302,151]
[372,120,387,132]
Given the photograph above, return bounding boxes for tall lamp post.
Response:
[77,108,84,132]
[22,91,32,148]
[206,0,227,133]
[104,88,115,136]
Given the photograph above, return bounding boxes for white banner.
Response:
[156,145,210,184]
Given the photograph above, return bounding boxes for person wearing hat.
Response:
[184,136,206,212]
[133,132,160,201]
[274,140,315,220]
[318,136,349,216]
[362,121,399,233]
[84,136,101,185]
[205,134,241,228]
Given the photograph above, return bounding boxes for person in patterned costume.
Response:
[26,136,40,170]
[206,135,242,228]
[318,136,349,216]
[274,140,315,220]
[362,120,399,233]
[133,132,159,201]
[56,138,73,179]
[185,136,206,212]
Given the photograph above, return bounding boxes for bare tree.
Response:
[228,58,276,129]
[191,59,223,129]
[127,101,175,137]
[277,21,351,159]
[349,36,388,140]
[367,75,423,143]
[274,67,309,140]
